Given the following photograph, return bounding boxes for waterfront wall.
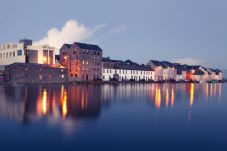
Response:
[5,63,68,84]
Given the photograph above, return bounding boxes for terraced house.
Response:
[102,57,154,81]
[59,42,103,81]
[147,60,177,81]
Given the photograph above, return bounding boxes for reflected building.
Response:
[0,84,102,125]
[0,83,223,125]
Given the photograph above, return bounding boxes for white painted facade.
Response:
[102,68,155,81]
[163,68,177,80]
[176,74,183,81]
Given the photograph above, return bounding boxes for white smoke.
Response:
[34,20,106,49]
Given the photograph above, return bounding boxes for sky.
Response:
[0,0,227,69]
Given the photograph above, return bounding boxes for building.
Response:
[162,61,177,81]
[59,42,103,81]
[147,60,177,81]
[147,60,164,81]
[0,39,55,66]
[173,64,222,82]
[102,57,154,81]
[5,63,68,83]
[206,68,222,81]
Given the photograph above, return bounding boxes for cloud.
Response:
[34,20,106,49]
[174,58,209,66]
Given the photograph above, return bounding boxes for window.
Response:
[17,50,22,56]
[13,51,15,57]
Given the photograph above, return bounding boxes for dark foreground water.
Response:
[0,83,226,151]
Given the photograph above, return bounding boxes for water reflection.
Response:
[0,83,223,126]
[190,84,194,107]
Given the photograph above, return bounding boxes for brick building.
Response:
[59,42,103,81]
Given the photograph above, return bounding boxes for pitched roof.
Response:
[74,42,103,51]
[63,44,72,48]
[102,57,123,63]
[162,61,174,68]
[195,69,204,75]
[115,62,152,71]
[149,60,167,68]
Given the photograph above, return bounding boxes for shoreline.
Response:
[0,80,225,85]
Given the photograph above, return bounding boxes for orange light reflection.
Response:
[155,85,161,109]
[190,84,194,107]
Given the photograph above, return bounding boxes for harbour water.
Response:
[0,83,226,151]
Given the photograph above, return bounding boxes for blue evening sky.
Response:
[0,0,226,69]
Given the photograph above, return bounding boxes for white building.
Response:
[0,39,55,66]
[146,60,164,81]
[102,58,155,81]
[147,60,177,81]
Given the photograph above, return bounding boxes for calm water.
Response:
[0,83,226,151]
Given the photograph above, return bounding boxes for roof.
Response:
[195,69,204,75]
[162,61,174,68]
[149,60,167,68]
[74,42,103,51]
[64,44,72,48]
[7,62,50,68]
[103,58,153,71]
[115,62,152,71]
[149,60,162,66]
[215,69,222,73]
[102,57,123,63]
